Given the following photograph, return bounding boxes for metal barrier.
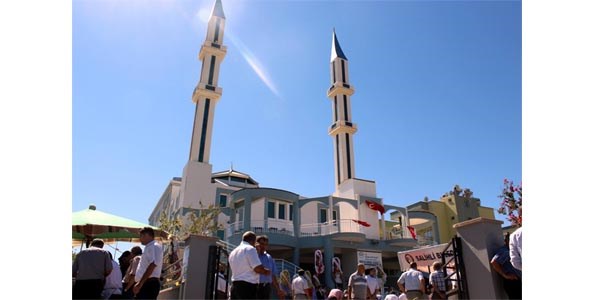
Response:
[441,236,469,299]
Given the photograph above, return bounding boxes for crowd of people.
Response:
[490,227,522,300]
[72,227,163,300]
[229,231,394,300]
[74,227,522,300]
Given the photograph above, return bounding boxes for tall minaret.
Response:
[327,30,358,187]
[189,0,227,163]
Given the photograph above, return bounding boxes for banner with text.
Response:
[397,244,455,273]
[357,251,382,268]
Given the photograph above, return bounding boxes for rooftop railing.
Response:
[225,218,420,242]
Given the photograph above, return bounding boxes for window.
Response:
[333,210,338,221]
[320,209,328,223]
[278,203,286,220]
[236,208,244,222]
[267,202,275,219]
[219,194,227,207]
[289,204,293,221]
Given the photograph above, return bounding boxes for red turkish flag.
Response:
[352,219,371,227]
[365,200,385,214]
[407,226,417,240]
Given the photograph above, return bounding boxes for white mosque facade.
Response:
[149,0,459,287]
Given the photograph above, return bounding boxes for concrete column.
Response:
[380,214,385,240]
[264,197,269,232]
[293,247,300,266]
[294,201,301,238]
[323,239,334,288]
[453,217,506,299]
[177,235,219,300]
[243,197,251,230]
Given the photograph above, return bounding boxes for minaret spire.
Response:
[211,0,225,19]
[189,0,228,163]
[327,30,357,188]
[331,30,347,62]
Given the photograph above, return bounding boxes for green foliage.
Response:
[158,202,223,240]
[158,210,184,239]
[186,203,223,237]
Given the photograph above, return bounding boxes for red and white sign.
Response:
[397,244,455,273]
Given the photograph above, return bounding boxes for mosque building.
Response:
[149,0,496,287]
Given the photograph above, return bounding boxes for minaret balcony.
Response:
[199,41,227,60]
[192,84,222,103]
[327,82,354,98]
[328,120,358,135]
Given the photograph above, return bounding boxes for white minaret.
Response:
[178,0,226,210]
[189,0,227,163]
[327,30,358,188]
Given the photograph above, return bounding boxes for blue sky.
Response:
[73,0,521,226]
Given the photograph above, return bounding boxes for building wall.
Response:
[425,201,451,243]
[408,196,499,245]
[338,201,357,233]
[478,206,495,219]
[301,201,319,225]
[251,197,265,227]
[454,196,481,222]
[179,161,216,210]
[359,202,380,239]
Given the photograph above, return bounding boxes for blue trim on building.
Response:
[343,95,348,121]
[332,197,358,209]
[341,59,346,83]
[345,133,352,179]
[230,187,300,197]
[208,55,216,85]
[297,197,330,210]
[336,134,341,184]
[198,98,211,162]
[332,61,336,83]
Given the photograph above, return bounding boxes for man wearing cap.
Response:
[133,227,163,300]
[292,269,311,300]
[228,231,271,299]
[397,262,425,300]
[347,263,368,300]
[72,238,113,300]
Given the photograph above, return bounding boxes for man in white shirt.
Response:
[292,269,311,300]
[123,246,142,298]
[228,231,271,299]
[397,262,425,300]
[383,290,399,300]
[133,227,163,300]
[102,253,123,299]
[509,227,522,271]
[366,268,380,300]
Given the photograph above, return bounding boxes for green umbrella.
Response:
[72,204,168,246]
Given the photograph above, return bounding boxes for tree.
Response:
[158,210,184,239]
[186,203,223,237]
[497,178,522,227]
[158,202,223,240]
